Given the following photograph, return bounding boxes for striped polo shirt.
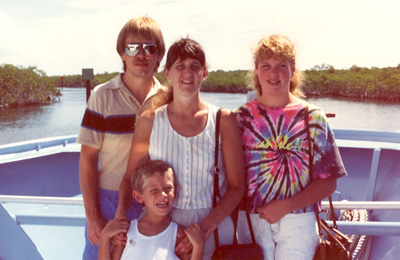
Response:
[77,74,162,191]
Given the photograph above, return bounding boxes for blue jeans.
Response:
[82,188,143,260]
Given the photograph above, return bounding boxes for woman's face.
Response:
[256,57,295,97]
[164,58,208,97]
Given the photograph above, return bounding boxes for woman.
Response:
[235,34,347,259]
[116,37,245,259]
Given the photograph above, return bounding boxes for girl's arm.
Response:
[200,109,245,235]
[257,177,337,223]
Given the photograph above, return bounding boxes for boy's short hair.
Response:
[116,16,165,72]
[131,160,175,193]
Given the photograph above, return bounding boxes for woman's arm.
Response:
[200,109,245,233]
[115,112,154,218]
[257,177,337,223]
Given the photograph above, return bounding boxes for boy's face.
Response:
[134,172,175,216]
[121,35,161,78]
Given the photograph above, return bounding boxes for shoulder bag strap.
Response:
[213,109,222,247]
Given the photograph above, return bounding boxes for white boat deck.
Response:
[1,130,399,260]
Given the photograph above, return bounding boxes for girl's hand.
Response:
[257,199,290,224]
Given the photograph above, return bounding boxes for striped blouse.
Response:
[149,104,227,209]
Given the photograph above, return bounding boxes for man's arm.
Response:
[79,144,106,245]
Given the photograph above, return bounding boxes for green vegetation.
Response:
[201,70,251,93]
[157,70,251,93]
[48,65,400,101]
[303,64,400,100]
[1,63,400,108]
[0,64,61,108]
[50,72,119,89]
[49,70,252,93]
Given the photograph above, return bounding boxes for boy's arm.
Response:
[98,239,124,260]
[110,246,125,260]
[175,226,192,260]
[98,218,129,260]
[179,224,210,260]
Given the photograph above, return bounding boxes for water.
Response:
[1,88,399,145]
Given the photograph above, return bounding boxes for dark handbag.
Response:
[211,109,264,260]
[313,197,352,260]
[304,105,352,260]
[212,210,263,260]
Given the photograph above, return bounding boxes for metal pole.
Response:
[86,80,90,102]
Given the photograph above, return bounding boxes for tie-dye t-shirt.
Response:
[234,99,347,213]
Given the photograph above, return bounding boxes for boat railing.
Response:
[1,195,400,236]
[0,195,84,205]
[0,195,86,227]
[2,195,400,209]
[0,135,77,155]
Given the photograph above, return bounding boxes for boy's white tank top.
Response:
[120,219,179,260]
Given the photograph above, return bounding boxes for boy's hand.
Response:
[175,228,193,255]
[184,223,209,248]
[101,217,130,244]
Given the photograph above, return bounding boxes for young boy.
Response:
[98,160,208,260]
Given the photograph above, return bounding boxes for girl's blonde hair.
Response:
[252,34,304,97]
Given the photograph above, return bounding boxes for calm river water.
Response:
[0,88,399,145]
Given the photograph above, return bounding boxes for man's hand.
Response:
[87,215,108,245]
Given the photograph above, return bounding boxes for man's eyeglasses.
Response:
[125,43,158,57]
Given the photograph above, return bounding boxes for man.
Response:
[77,16,165,260]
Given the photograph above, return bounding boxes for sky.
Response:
[1,0,400,76]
